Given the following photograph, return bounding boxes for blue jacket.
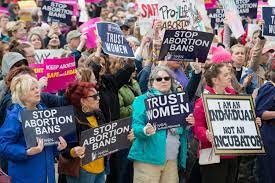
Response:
[0,103,55,183]
[128,89,188,168]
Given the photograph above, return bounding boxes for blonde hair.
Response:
[10,74,39,105]
[6,21,25,37]
[76,67,95,82]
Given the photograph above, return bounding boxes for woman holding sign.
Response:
[0,74,67,183]
[128,65,194,183]
[193,63,261,183]
[61,81,106,183]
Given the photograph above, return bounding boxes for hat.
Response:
[66,30,82,43]
[1,52,27,76]
[262,41,275,54]
[211,46,232,64]
[118,21,130,29]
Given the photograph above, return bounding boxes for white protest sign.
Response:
[35,49,64,64]
[203,94,265,155]
[158,0,196,31]
[137,0,158,35]
[247,24,260,39]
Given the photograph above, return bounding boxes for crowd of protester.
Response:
[0,0,274,183]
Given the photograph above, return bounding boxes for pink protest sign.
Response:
[205,0,217,9]
[79,17,100,49]
[29,63,45,79]
[0,7,9,15]
[44,57,76,93]
[53,0,78,16]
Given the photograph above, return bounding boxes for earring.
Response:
[82,105,89,113]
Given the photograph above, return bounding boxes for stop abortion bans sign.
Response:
[203,94,265,155]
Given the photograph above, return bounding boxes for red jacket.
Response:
[193,85,236,159]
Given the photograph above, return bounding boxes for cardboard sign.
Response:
[41,0,73,26]
[44,57,76,93]
[21,106,77,148]
[158,30,214,62]
[145,92,190,130]
[18,1,37,22]
[137,0,158,35]
[29,63,45,79]
[158,0,196,31]
[96,22,135,58]
[203,94,265,155]
[234,0,258,19]
[80,117,131,165]
[35,49,64,64]
[262,7,275,37]
[207,8,225,29]
[79,17,100,49]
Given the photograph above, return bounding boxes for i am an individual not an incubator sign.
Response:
[203,94,265,155]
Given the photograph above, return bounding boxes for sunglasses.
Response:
[155,77,171,82]
[87,93,99,100]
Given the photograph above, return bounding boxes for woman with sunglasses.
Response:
[128,66,194,183]
[61,81,106,183]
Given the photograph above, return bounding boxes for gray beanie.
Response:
[1,52,27,77]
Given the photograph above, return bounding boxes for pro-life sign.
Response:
[80,117,131,165]
[96,22,135,58]
[145,92,190,130]
[21,106,77,148]
[262,7,275,37]
[158,30,214,62]
[41,0,73,26]
[203,94,265,155]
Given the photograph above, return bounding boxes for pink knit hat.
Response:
[211,46,232,64]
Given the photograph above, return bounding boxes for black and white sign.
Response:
[207,8,225,29]
[203,94,265,155]
[41,0,73,26]
[158,30,214,62]
[262,7,275,37]
[145,92,191,130]
[234,0,258,19]
[80,117,131,165]
[35,49,64,64]
[21,106,77,147]
[96,22,135,58]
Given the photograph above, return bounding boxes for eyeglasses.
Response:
[87,93,99,100]
[155,77,171,82]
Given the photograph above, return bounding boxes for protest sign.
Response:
[80,117,131,164]
[158,30,214,62]
[96,22,135,58]
[35,49,64,64]
[21,106,77,148]
[53,0,78,16]
[44,56,76,93]
[203,94,265,155]
[158,0,197,30]
[262,6,275,37]
[204,0,217,9]
[257,0,269,19]
[207,8,224,29]
[137,0,158,35]
[41,0,73,26]
[145,92,191,130]
[29,63,45,79]
[234,0,258,19]
[79,17,100,49]
[18,1,37,22]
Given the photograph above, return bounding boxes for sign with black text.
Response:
[41,0,73,26]
[21,106,77,147]
[145,92,191,130]
[203,94,265,155]
[158,30,214,62]
[96,22,134,58]
[262,7,275,37]
[80,117,131,165]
